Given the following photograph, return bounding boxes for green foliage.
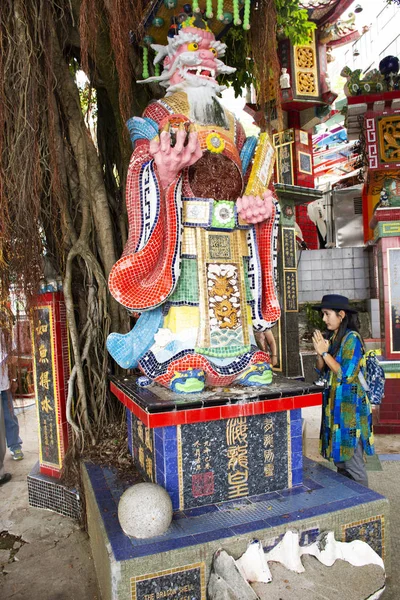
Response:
[219,28,255,98]
[275,0,316,45]
[304,302,325,332]
[79,82,98,124]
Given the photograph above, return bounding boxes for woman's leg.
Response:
[2,390,22,452]
[0,392,6,478]
[335,439,368,487]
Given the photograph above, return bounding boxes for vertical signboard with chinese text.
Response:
[273,130,294,186]
[32,293,70,478]
[282,227,296,269]
[282,227,298,313]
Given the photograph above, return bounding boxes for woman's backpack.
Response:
[359,350,385,405]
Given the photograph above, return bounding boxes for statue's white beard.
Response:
[167,77,228,127]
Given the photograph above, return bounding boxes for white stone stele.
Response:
[233,531,385,598]
[118,483,173,539]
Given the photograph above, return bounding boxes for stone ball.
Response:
[118,483,173,538]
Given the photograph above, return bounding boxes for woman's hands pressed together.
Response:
[312,329,329,356]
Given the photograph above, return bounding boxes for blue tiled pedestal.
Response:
[83,458,390,600]
[127,409,303,511]
[111,376,321,511]
[82,377,390,600]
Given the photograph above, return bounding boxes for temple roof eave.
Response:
[299,0,354,27]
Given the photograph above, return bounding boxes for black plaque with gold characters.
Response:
[388,248,400,352]
[273,130,294,186]
[179,412,289,508]
[131,413,155,482]
[284,270,298,313]
[282,227,296,269]
[131,563,205,600]
[276,144,294,185]
[32,307,61,468]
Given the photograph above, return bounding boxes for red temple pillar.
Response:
[370,207,400,433]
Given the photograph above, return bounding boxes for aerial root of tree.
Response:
[0,0,145,453]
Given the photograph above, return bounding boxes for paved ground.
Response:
[302,406,400,600]
[0,404,399,599]
[0,404,100,600]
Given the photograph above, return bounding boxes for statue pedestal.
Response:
[110,376,321,510]
[81,376,389,600]
[83,457,389,600]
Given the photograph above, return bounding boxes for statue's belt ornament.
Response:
[183,198,247,230]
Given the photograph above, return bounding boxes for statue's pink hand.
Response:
[236,190,274,224]
[149,130,202,188]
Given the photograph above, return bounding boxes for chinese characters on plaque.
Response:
[131,414,155,482]
[32,308,60,468]
[273,130,294,186]
[282,227,298,313]
[282,228,296,269]
[192,439,214,498]
[226,417,249,499]
[180,412,289,508]
[31,293,71,478]
[284,271,298,312]
[263,416,275,478]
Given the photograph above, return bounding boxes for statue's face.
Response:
[164,28,220,88]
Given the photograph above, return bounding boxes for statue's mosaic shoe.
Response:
[235,362,273,386]
[170,369,205,393]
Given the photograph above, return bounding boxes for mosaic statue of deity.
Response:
[107,13,281,393]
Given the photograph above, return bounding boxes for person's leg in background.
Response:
[0,390,11,484]
[1,389,23,460]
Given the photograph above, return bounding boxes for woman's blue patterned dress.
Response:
[320,330,374,462]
